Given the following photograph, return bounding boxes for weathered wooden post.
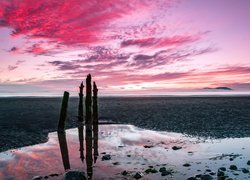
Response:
[57,91,69,132]
[85,74,92,131]
[78,82,84,161]
[78,82,84,122]
[57,91,70,170]
[93,82,99,162]
[85,74,93,178]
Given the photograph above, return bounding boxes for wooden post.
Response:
[58,91,69,132]
[85,74,92,131]
[85,74,93,178]
[93,82,99,162]
[78,82,85,162]
[78,82,84,122]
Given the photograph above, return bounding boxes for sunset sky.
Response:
[0,0,249,96]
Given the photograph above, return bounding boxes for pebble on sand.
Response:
[172,146,182,150]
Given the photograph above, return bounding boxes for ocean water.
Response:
[0,96,250,152]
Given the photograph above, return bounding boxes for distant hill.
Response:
[203,86,233,91]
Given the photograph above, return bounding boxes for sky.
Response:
[0,0,250,96]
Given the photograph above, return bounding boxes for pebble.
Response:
[183,163,191,167]
[32,176,42,180]
[102,154,111,161]
[247,160,250,165]
[229,165,237,170]
[242,168,249,173]
[133,172,143,179]
[172,146,182,150]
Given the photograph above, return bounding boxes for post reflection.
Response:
[57,132,71,170]
[78,123,84,162]
[85,127,93,179]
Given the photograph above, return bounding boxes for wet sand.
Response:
[0,124,249,179]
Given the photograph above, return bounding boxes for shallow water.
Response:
[0,124,249,180]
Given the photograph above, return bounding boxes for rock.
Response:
[121,170,128,176]
[133,172,143,179]
[127,155,131,157]
[209,172,216,175]
[229,165,237,170]
[229,158,233,161]
[205,169,212,172]
[187,177,197,180]
[195,174,202,178]
[144,168,157,173]
[183,163,191,167]
[102,154,111,161]
[144,145,154,148]
[247,160,250,165]
[219,167,226,171]
[32,176,42,180]
[49,173,59,177]
[161,170,171,176]
[242,168,249,173]
[172,146,182,150]
[63,171,86,180]
[217,171,224,176]
[159,167,166,172]
[200,174,213,180]
[112,162,120,165]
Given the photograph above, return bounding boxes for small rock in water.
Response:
[161,170,171,176]
[102,154,111,161]
[145,168,157,173]
[133,172,143,179]
[183,163,191,167]
[200,174,213,180]
[112,162,120,165]
[159,167,166,172]
[172,146,182,150]
[217,171,224,177]
[32,176,42,180]
[229,165,237,170]
[63,171,86,180]
[121,170,128,176]
[247,160,250,165]
[205,169,212,172]
[187,177,197,180]
[219,167,226,171]
[144,145,154,148]
[242,168,249,173]
[49,173,59,177]
[229,158,233,161]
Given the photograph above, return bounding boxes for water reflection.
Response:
[58,122,99,179]
[57,132,70,170]
[78,123,84,162]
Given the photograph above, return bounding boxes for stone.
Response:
[133,172,143,179]
[122,170,128,176]
[217,171,224,176]
[200,174,213,180]
[183,163,191,167]
[161,170,171,176]
[63,171,86,180]
[247,160,250,165]
[49,173,59,177]
[159,167,166,172]
[172,146,182,150]
[102,154,111,161]
[187,177,197,180]
[242,168,249,173]
[144,145,154,148]
[144,168,157,174]
[219,167,226,171]
[32,176,42,180]
[229,165,237,170]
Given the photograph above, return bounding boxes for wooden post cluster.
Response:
[57,74,99,176]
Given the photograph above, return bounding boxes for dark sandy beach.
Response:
[0,96,250,152]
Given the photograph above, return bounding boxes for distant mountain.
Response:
[203,86,233,91]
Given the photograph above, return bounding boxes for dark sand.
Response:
[0,96,250,152]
